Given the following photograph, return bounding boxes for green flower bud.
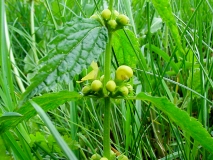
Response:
[91,153,102,160]
[116,14,129,26]
[91,80,103,92]
[117,154,128,160]
[119,86,129,96]
[100,75,104,82]
[101,9,111,20]
[116,65,133,81]
[126,84,133,92]
[82,85,91,95]
[106,80,116,92]
[110,150,116,160]
[108,20,117,29]
[113,10,119,17]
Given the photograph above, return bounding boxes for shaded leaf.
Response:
[112,29,139,68]
[0,91,81,134]
[136,92,213,153]
[19,17,108,106]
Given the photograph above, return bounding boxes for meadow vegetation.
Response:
[0,0,213,159]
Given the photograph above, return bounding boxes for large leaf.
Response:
[151,0,185,57]
[136,92,213,153]
[0,91,82,134]
[19,17,108,106]
[112,29,139,68]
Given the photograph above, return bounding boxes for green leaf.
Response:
[29,100,77,160]
[150,17,162,33]
[147,44,179,74]
[112,29,139,68]
[0,91,81,134]
[187,68,201,98]
[2,112,22,117]
[0,136,11,160]
[0,112,23,123]
[2,131,30,160]
[151,0,185,57]
[19,17,108,106]
[136,92,213,153]
[62,135,80,150]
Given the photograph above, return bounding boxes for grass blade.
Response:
[29,100,78,160]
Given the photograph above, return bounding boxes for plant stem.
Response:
[103,32,113,159]
[103,97,111,158]
[109,0,113,11]
[103,33,113,89]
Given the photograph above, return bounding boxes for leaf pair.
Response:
[2,91,213,154]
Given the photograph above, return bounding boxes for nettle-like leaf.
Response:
[112,29,139,68]
[0,91,81,134]
[19,17,108,106]
[136,92,213,153]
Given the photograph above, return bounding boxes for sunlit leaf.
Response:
[0,91,81,134]
[136,92,213,153]
[112,29,139,68]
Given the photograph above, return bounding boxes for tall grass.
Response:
[0,0,212,159]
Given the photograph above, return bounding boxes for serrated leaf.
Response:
[34,132,46,142]
[136,92,213,153]
[0,91,81,134]
[63,135,80,150]
[151,0,185,57]
[19,17,108,106]
[112,29,139,68]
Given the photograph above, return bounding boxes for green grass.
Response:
[0,0,213,159]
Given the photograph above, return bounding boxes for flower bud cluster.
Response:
[81,65,134,98]
[90,8,130,32]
